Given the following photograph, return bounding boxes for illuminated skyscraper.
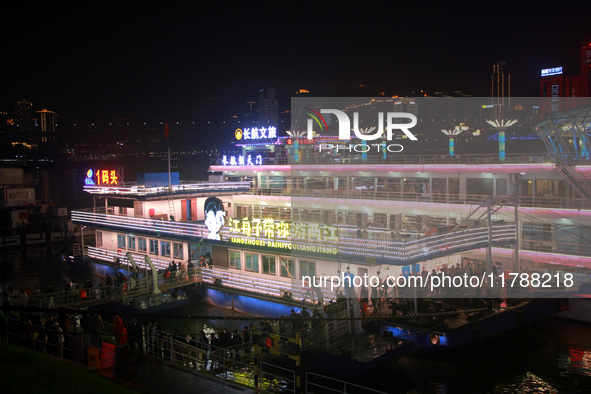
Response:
[36,109,57,143]
[539,67,579,114]
[258,88,279,126]
[580,40,591,97]
[15,100,34,135]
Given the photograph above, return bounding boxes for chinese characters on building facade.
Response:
[85,169,119,186]
[221,154,263,166]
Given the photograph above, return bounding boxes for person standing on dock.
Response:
[105,274,112,299]
[187,260,195,281]
[45,284,54,308]
[114,315,128,348]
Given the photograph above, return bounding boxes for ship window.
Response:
[127,235,136,251]
[160,241,171,257]
[138,237,147,253]
[96,231,103,247]
[117,234,126,249]
[245,253,259,272]
[149,239,159,255]
[173,243,183,259]
[373,213,387,228]
[496,179,507,196]
[466,178,493,196]
[300,260,316,279]
[229,251,241,269]
[280,257,294,278]
[262,255,276,275]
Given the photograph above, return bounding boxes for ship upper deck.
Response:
[82,180,251,200]
[210,152,591,176]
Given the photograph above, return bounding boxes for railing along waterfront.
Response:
[21,272,198,310]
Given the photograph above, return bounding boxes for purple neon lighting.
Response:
[478,247,591,267]
[212,163,591,174]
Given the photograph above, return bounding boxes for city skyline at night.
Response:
[2,3,590,128]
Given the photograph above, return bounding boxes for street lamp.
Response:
[286,130,307,163]
[441,123,468,156]
[486,119,517,162]
[354,127,378,161]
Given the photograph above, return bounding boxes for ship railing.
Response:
[85,246,171,270]
[83,246,203,286]
[291,152,551,165]
[335,224,516,262]
[220,221,513,262]
[200,268,337,304]
[82,181,251,196]
[211,152,552,166]
[519,239,591,258]
[72,206,114,214]
[71,210,208,238]
[247,188,591,210]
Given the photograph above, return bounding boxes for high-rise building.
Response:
[258,88,279,126]
[15,100,34,135]
[37,109,57,143]
[539,67,579,114]
[538,39,591,114]
[580,40,591,97]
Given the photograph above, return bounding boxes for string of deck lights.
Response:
[200,269,335,302]
[86,246,171,270]
[83,181,251,196]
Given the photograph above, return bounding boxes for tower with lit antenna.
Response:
[491,62,510,120]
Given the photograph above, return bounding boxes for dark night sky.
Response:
[3,2,591,124]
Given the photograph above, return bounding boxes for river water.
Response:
[2,247,591,393]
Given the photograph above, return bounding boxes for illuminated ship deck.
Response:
[82,181,251,199]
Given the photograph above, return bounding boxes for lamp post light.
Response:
[486,119,517,162]
[354,127,377,162]
[441,124,468,156]
[286,130,307,163]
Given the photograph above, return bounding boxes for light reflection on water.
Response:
[566,342,591,378]
[340,316,591,393]
[496,372,558,394]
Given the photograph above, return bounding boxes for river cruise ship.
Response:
[71,98,591,320]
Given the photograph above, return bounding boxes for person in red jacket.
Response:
[114,315,128,347]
